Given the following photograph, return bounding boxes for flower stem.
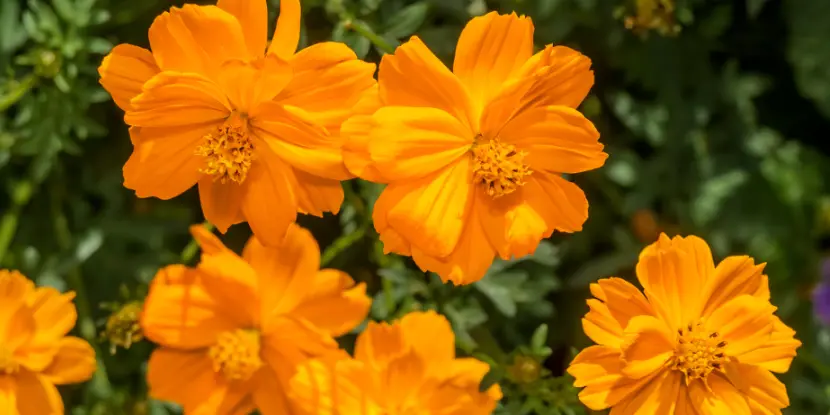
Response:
[180,221,214,264]
[320,226,367,267]
[0,74,37,112]
[345,19,397,54]
[0,179,34,264]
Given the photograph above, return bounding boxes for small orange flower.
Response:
[141,224,371,414]
[0,270,97,414]
[290,310,501,414]
[343,12,607,284]
[567,234,801,413]
[98,0,376,245]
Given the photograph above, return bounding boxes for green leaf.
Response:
[786,0,830,118]
[383,2,429,39]
[475,277,517,317]
[332,21,371,59]
[0,0,26,53]
[531,324,548,352]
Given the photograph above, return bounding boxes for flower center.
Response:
[196,116,254,184]
[208,329,263,382]
[671,321,727,381]
[471,138,531,198]
[0,345,19,375]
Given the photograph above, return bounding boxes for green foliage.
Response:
[2,0,830,413]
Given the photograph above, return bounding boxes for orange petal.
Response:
[738,317,800,373]
[399,310,456,363]
[252,102,351,181]
[198,178,245,234]
[452,12,534,115]
[123,124,215,200]
[687,373,751,415]
[735,364,789,414]
[14,371,63,415]
[240,144,298,246]
[40,336,96,385]
[140,265,238,349]
[619,315,673,379]
[582,278,653,348]
[217,0,268,57]
[18,288,78,371]
[292,270,370,337]
[354,320,408,366]
[496,105,607,174]
[609,369,681,415]
[148,5,248,77]
[583,299,624,348]
[264,316,339,358]
[701,255,769,317]
[288,358,338,415]
[98,44,160,111]
[410,197,495,285]
[379,36,476,131]
[241,224,319,324]
[291,169,344,217]
[268,0,300,59]
[278,42,377,135]
[219,55,292,114]
[365,106,472,181]
[706,295,776,358]
[125,72,230,128]
[197,251,261,327]
[383,350,427,405]
[566,345,653,411]
[190,223,230,255]
[253,367,293,415]
[383,157,474,258]
[147,348,252,414]
[0,377,14,414]
[342,86,385,182]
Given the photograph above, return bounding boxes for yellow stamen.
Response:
[671,320,727,382]
[102,301,144,355]
[0,345,19,375]
[196,115,254,184]
[471,138,531,198]
[208,329,263,382]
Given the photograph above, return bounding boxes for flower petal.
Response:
[196,250,261,327]
[364,106,471,181]
[198,178,245,233]
[619,315,674,379]
[354,320,408,366]
[125,72,230,128]
[583,278,653,348]
[140,265,238,349]
[148,5,248,77]
[217,0,267,57]
[14,371,63,415]
[380,36,476,130]
[701,255,769,318]
[291,270,370,337]
[218,55,292,113]
[453,12,534,115]
[278,42,377,134]
[738,317,800,373]
[291,169,344,217]
[147,348,253,415]
[240,143,298,246]
[253,102,351,181]
[383,157,474,258]
[687,373,751,415]
[124,124,215,200]
[28,287,77,345]
[40,336,96,385]
[735,364,789,414]
[706,295,776,358]
[342,86,385,182]
[566,345,655,411]
[253,367,293,415]
[99,44,160,111]
[497,105,606,174]
[0,377,14,415]
[399,310,456,363]
[608,369,681,415]
[268,0,300,59]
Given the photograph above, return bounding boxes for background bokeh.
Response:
[1,0,830,413]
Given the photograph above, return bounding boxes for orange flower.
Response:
[343,12,606,284]
[98,0,376,245]
[290,310,501,414]
[0,270,97,414]
[567,234,801,413]
[141,224,371,414]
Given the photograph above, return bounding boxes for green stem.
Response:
[320,226,367,267]
[180,221,214,264]
[0,74,37,112]
[345,20,397,54]
[0,178,35,264]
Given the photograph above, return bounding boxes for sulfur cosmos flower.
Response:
[343,12,607,284]
[290,310,501,415]
[98,0,376,245]
[0,270,97,414]
[567,234,801,414]
[141,224,370,414]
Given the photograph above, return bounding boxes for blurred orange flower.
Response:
[290,310,501,414]
[141,225,371,414]
[567,234,800,413]
[0,270,97,414]
[98,0,376,245]
[343,12,607,284]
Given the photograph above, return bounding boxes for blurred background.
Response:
[1,0,830,413]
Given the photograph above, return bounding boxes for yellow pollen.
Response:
[472,138,531,198]
[0,345,19,375]
[196,119,254,184]
[671,321,727,382]
[208,329,263,382]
